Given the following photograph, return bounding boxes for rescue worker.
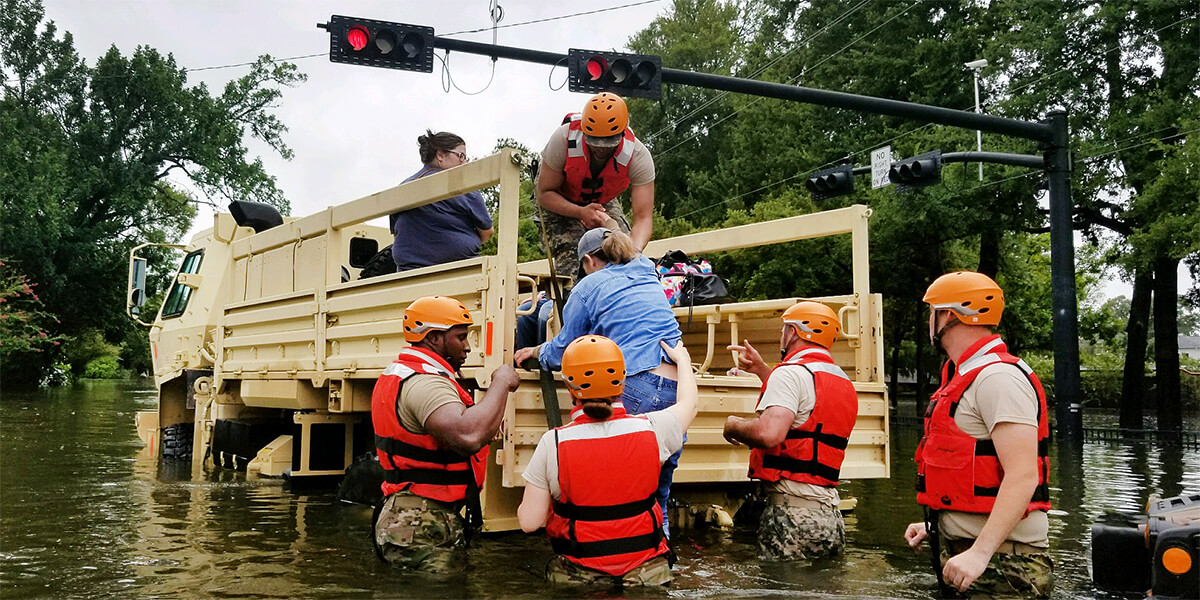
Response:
[536,92,655,280]
[370,295,521,573]
[517,336,698,587]
[513,227,685,536]
[722,301,858,560]
[904,271,1053,597]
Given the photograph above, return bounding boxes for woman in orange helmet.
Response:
[517,335,697,587]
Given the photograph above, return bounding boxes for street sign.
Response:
[871,146,891,189]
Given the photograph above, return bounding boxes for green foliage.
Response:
[62,328,120,377]
[82,354,123,379]
[0,0,304,384]
[479,138,547,263]
[626,0,1197,396]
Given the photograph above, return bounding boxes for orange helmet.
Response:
[581,92,628,138]
[923,271,1004,326]
[782,301,841,349]
[561,335,625,400]
[403,296,473,342]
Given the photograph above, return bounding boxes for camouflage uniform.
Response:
[545,555,671,587]
[757,497,845,561]
[373,491,469,574]
[939,539,1054,599]
[542,200,631,282]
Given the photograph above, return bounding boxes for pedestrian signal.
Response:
[888,150,943,190]
[805,165,855,200]
[567,49,662,100]
[318,16,434,73]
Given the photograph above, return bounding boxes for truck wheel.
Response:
[161,423,194,460]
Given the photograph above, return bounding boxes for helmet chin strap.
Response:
[930,311,960,354]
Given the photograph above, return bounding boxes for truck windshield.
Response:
[161,250,203,319]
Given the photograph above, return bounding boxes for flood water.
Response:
[2,379,1198,599]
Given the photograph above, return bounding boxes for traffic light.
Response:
[805,165,855,200]
[888,150,943,190]
[318,15,434,73]
[567,49,662,100]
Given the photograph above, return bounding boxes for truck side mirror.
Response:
[129,257,148,308]
[349,237,379,269]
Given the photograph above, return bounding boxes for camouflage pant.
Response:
[757,502,845,561]
[545,555,671,587]
[373,492,468,574]
[541,199,630,282]
[938,542,1054,599]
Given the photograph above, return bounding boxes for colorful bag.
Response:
[655,250,733,307]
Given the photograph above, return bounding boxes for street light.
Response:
[965,59,988,181]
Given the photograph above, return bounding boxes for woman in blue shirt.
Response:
[390,130,494,272]
[514,227,686,536]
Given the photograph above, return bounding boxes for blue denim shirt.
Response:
[539,255,682,375]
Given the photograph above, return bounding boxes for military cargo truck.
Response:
[128,148,888,532]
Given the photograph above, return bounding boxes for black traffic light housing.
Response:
[567,49,662,100]
[889,150,942,190]
[319,15,434,73]
[805,165,855,200]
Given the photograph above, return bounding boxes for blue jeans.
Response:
[515,298,552,351]
[621,370,684,539]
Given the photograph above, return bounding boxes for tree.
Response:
[0,0,305,386]
[988,0,1200,432]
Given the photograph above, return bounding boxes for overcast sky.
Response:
[41,0,1193,300]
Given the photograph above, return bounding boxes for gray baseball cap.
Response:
[577,227,612,261]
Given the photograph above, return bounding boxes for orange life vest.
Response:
[370,347,488,505]
[557,112,638,206]
[748,347,859,487]
[915,335,1052,514]
[546,402,669,576]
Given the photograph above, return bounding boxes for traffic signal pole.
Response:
[406,33,1082,439]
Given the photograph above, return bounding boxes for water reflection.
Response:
[1,380,1197,599]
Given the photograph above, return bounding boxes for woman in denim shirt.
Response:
[514,227,686,536]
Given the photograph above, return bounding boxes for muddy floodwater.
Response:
[2,379,1198,598]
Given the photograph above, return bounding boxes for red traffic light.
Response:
[346,26,368,51]
[586,56,608,82]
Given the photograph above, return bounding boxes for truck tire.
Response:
[161,423,194,460]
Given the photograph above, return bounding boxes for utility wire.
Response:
[643,0,872,143]
[654,0,919,160]
[443,0,663,36]
[809,14,1198,174]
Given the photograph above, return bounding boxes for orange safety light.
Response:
[1162,546,1193,575]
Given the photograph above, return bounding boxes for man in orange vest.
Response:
[371,295,520,572]
[723,301,859,560]
[904,272,1053,597]
[536,92,655,280]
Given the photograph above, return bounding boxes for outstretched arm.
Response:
[424,365,521,456]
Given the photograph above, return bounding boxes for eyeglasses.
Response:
[445,150,468,162]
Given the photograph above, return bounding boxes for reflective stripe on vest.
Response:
[915,334,1052,513]
[558,113,637,206]
[748,347,859,487]
[546,403,668,576]
[370,347,488,503]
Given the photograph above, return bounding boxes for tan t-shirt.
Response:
[938,362,1050,547]
[522,409,684,499]
[755,365,841,507]
[539,123,656,187]
[396,374,464,434]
